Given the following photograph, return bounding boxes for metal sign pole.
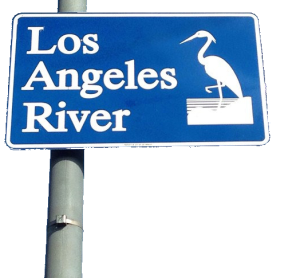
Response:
[46,150,84,278]
[45,2,86,278]
[58,0,87,12]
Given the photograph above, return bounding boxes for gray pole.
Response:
[58,0,87,12]
[45,150,84,278]
[45,2,86,278]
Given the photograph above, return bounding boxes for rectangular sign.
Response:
[6,13,269,149]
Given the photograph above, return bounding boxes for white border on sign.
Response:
[6,13,269,149]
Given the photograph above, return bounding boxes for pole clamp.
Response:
[48,215,83,230]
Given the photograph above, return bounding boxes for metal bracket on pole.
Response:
[48,215,83,230]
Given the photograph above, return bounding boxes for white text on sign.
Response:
[21,27,178,133]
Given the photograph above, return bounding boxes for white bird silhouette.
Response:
[180,30,243,100]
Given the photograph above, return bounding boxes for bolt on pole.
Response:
[45,2,86,278]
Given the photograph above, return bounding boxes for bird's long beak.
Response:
[180,34,197,44]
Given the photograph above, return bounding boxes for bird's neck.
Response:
[198,38,212,65]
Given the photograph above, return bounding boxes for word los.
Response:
[22,27,178,99]
[27,27,100,55]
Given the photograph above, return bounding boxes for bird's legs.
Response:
[205,82,225,98]
[217,81,223,109]
[205,81,224,109]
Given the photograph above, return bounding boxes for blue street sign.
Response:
[6,13,269,149]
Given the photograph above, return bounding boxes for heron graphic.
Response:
[180,30,243,100]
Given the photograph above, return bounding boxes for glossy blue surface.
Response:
[7,13,268,148]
